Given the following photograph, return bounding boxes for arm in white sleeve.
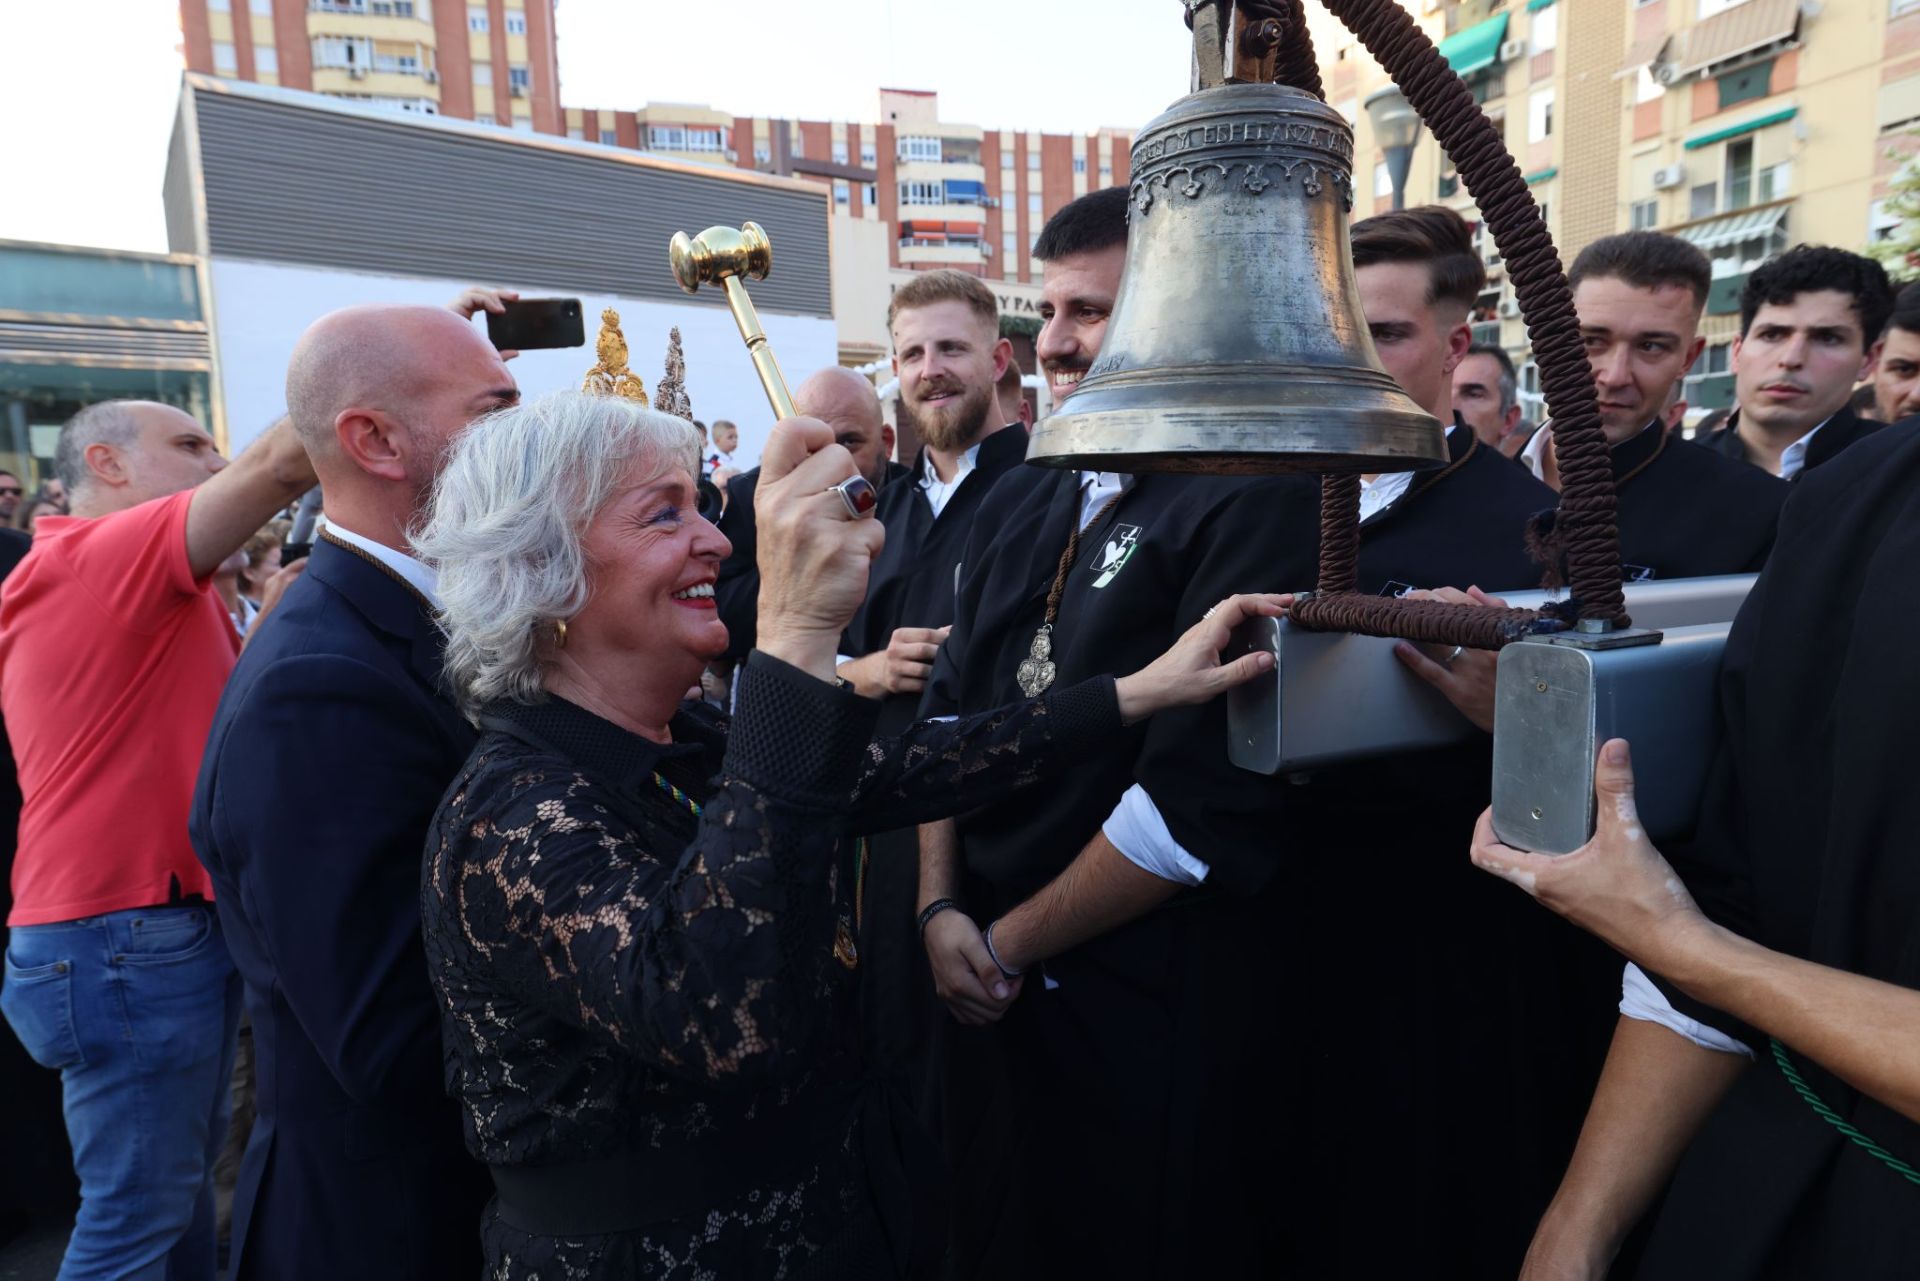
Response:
[1102,782,1212,888]
[1620,961,1753,1057]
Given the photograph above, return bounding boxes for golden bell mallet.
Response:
[668,221,796,420]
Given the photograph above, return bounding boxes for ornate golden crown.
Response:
[580,309,694,422]
[581,307,648,402]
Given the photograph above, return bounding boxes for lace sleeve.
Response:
[438,655,880,1087]
[847,675,1123,834]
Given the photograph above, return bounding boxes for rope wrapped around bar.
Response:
[1279,0,1630,646]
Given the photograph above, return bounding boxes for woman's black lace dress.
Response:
[420,653,1121,1279]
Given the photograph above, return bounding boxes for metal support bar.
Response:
[1226,575,1754,775]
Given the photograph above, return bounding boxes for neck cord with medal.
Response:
[1016,488,1127,698]
[650,772,864,970]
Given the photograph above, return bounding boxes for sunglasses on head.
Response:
[0,487,22,497]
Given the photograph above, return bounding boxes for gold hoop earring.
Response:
[554,619,568,649]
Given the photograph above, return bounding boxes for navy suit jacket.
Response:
[190,538,486,1279]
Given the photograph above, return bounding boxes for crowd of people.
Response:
[0,181,1916,1281]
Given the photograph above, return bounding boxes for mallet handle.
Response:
[720,276,796,420]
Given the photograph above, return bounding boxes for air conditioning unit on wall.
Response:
[1652,164,1687,190]
[1498,298,1523,319]
[1500,39,1527,62]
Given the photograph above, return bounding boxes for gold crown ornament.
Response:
[581,307,649,402]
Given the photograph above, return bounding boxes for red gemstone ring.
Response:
[828,475,878,519]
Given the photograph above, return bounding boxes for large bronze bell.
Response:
[1026,78,1447,475]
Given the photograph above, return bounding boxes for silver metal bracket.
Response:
[1490,623,1729,854]
[1536,626,1664,652]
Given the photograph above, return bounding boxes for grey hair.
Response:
[1465,343,1519,418]
[54,401,142,494]
[413,390,701,718]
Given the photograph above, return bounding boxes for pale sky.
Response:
[0,0,1193,256]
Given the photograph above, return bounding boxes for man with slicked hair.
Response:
[1521,231,1785,579]
[0,397,313,1279]
[1453,343,1524,454]
[190,295,517,1279]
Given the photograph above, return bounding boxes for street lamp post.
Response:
[1365,85,1423,212]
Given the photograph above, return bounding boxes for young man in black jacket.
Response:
[1524,232,1788,578]
[1707,244,1892,480]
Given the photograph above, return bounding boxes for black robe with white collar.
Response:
[1600,422,1788,581]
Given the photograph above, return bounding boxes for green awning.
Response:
[1524,167,1558,185]
[1439,13,1511,78]
[1674,204,1788,250]
[1684,106,1798,150]
[1526,0,1556,12]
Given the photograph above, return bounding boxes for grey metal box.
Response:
[1489,624,1730,855]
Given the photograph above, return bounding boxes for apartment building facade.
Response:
[563,90,1133,288]
[178,0,563,134]
[1318,0,1917,423]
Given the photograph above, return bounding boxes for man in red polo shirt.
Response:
[0,399,312,1279]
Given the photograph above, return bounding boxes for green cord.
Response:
[651,771,700,817]
[1770,1038,1920,1187]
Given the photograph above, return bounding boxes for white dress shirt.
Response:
[1359,470,1414,523]
[1776,416,1832,481]
[331,522,443,609]
[1079,465,1206,886]
[1619,962,1752,1057]
[1519,418,1554,482]
[918,443,982,519]
[1360,424,1455,522]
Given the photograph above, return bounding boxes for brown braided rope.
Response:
[1317,474,1361,595]
[1293,594,1543,649]
[1284,0,1630,647]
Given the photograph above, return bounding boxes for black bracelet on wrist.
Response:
[983,919,1023,979]
[917,898,959,936]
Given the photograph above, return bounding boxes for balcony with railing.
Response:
[311,0,420,12]
[307,0,431,41]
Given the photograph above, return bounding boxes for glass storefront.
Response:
[0,366,213,495]
[0,242,214,501]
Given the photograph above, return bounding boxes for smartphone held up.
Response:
[486,298,586,351]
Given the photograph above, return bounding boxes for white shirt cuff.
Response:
[1619,962,1753,1057]
[1103,784,1211,887]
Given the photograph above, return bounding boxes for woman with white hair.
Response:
[413,391,1280,1280]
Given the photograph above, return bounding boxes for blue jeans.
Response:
[2,905,240,1281]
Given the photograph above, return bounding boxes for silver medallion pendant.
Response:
[1016,624,1057,697]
